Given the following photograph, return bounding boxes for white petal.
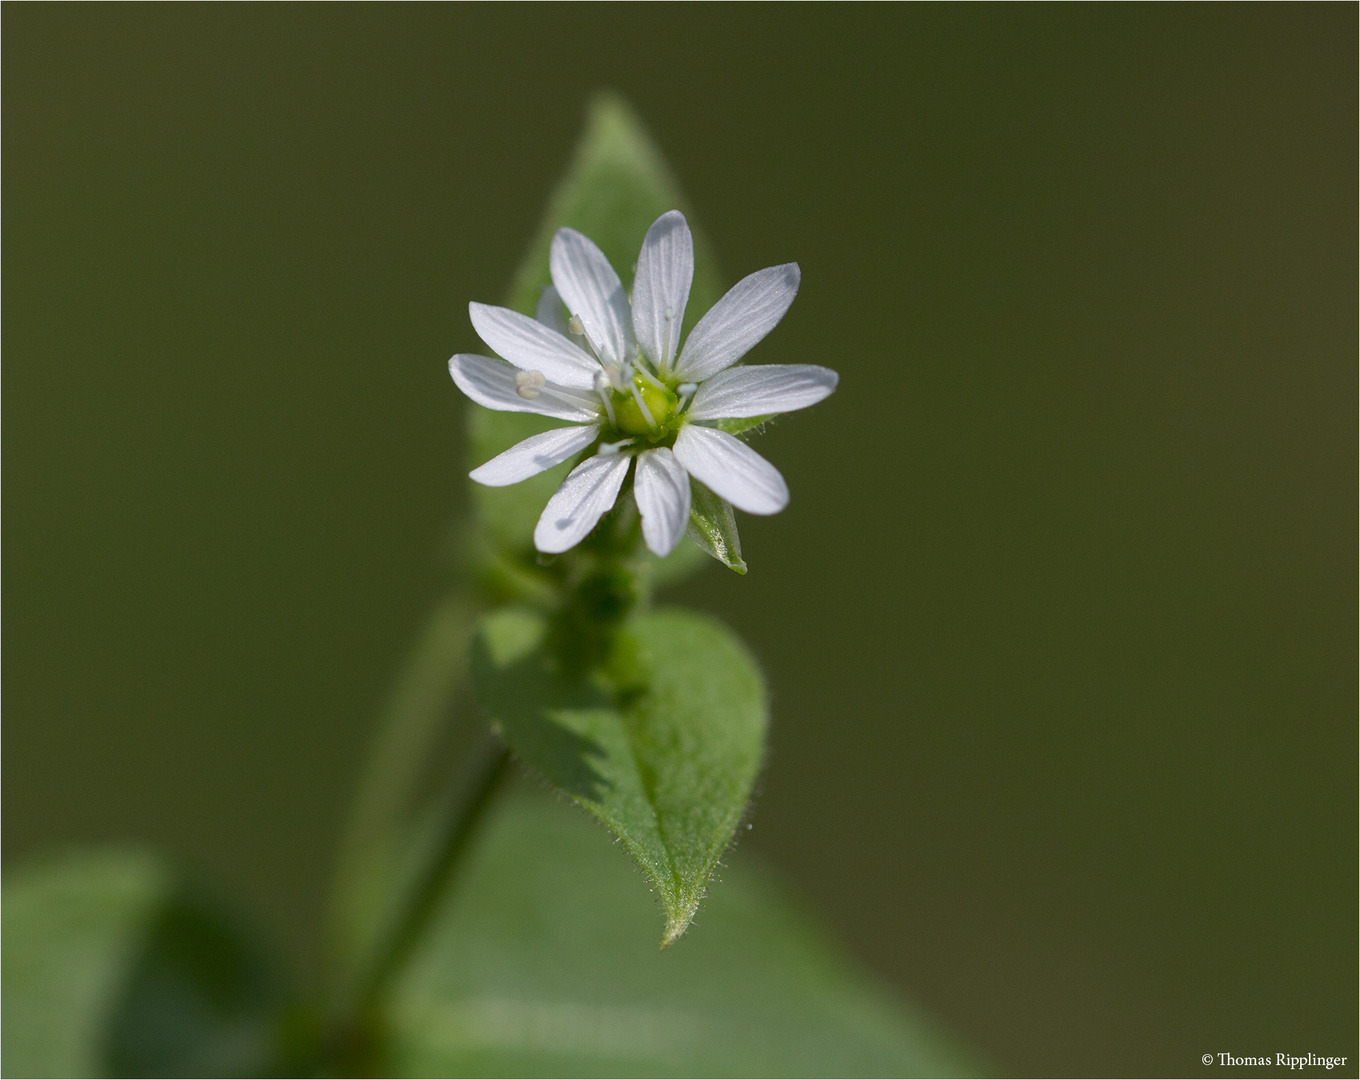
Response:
[534,284,571,337]
[550,228,636,366]
[533,453,632,554]
[674,263,801,381]
[469,302,598,390]
[687,364,839,421]
[631,210,693,374]
[634,447,692,557]
[468,424,600,487]
[673,424,789,516]
[448,354,600,422]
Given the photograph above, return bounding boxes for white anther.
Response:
[567,314,584,336]
[598,439,633,456]
[514,369,546,400]
[664,306,674,321]
[675,382,698,412]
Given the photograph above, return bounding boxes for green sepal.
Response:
[714,413,777,437]
[469,606,766,946]
[687,479,747,574]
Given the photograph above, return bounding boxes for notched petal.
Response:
[550,228,636,366]
[632,210,694,374]
[533,453,632,553]
[469,424,600,487]
[675,263,801,381]
[449,354,600,422]
[469,302,598,390]
[634,446,693,557]
[688,364,838,421]
[673,424,789,516]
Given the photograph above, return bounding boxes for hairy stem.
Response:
[325,595,482,996]
[323,731,511,1073]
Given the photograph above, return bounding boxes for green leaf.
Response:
[2,851,162,1078]
[686,479,747,574]
[501,93,722,336]
[469,606,766,946]
[469,94,722,580]
[385,786,990,1078]
[2,851,293,1078]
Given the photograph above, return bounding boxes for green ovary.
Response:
[614,378,678,438]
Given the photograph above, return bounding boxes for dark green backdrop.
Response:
[5,7,1355,1076]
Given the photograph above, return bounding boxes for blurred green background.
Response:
[5,6,1355,1076]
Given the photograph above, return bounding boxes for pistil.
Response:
[628,382,658,430]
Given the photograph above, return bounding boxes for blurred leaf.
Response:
[2,851,292,1078]
[502,93,722,345]
[686,479,747,574]
[470,606,765,946]
[386,785,988,1078]
[469,93,720,582]
[3,851,162,1078]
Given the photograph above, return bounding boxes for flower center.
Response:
[614,376,678,438]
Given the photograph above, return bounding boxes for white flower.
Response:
[448,210,838,558]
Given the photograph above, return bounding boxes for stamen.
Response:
[567,313,611,364]
[602,362,627,393]
[514,370,546,400]
[629,382,658,430]
[598,438,633,456]
[537,383,598,411]
[664,306,674,321]
[593,372,617,427]
[675,382,698,412]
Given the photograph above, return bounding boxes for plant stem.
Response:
[323,732,511,1073]
[362,731,512,1006]
[321,589,517,1073]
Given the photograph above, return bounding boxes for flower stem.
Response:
[323,733,512,1073]
[362,733,511,998]
[321,590,513,1073]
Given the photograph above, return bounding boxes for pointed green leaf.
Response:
[469,95,722,579]
[687,479,747,574]
[470,606,766,946]
[386,786,991,1078]
[502,94,722,323]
